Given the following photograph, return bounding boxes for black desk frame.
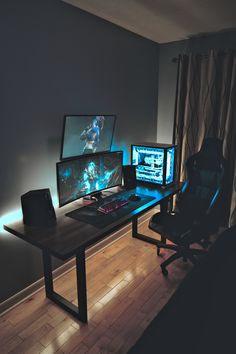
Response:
[43,249,88,322]
[4,184,182,323]
[132,198,169,246]
[42,198,172,323]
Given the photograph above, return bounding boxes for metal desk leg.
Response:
[159,197,174,244]
[76,249,87,323]
[132,216,159,246]
[160,195,174,215]
[42,249,88,323]
[42,251,54,297]
[132,216,138,237]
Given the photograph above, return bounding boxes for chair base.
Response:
[157,242,207,276]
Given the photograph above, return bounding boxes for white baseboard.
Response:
[0,209,157,317]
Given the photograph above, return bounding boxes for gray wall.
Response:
[157,30,236,143]
[0,0,159,302]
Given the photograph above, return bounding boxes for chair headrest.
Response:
[200,138,223,158]
[186,138,225,172]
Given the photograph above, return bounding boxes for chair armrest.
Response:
[206,189,220,215]
[173,180,189,211]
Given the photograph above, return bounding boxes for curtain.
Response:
[173,49,236,226]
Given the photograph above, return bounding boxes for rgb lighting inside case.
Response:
[131,143,176,186]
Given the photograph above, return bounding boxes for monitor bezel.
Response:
[60,114,117,161]
[56,150,123,207]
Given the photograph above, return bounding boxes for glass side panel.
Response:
[166,147,175,184]
[132,145,164,185]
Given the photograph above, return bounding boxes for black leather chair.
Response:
[149,138,227,275]
[128,226,236,354]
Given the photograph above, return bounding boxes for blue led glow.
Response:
[63,168,72,178]
[166,147,175,184]
[132,145,176,185]
[132,145,164,184]
[1,194,59,233]
[111,143,128,164]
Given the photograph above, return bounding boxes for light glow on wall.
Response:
[111,143,129,164]
[0,194,59,233]
[0,209,23,233]
[52,194,59,208]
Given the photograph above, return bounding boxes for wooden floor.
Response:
[0,213,193,354]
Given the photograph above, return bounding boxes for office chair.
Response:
[149,138,227,276]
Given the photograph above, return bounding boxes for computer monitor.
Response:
[60,115,116,160]
[57,151,123,207]
[131,143,176,186]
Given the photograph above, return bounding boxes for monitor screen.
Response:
[57,151,123,207]
[60,115,116,159]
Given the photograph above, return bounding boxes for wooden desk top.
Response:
[4,183,183,260]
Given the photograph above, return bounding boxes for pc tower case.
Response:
[131,143,177,186]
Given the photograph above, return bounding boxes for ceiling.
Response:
[62,0,236,43]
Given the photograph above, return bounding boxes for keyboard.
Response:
[97,198,129,214]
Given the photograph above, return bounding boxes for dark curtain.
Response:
[173,49,236,226]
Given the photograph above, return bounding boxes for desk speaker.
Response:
[122,165,137,189]
[21,189,56,228]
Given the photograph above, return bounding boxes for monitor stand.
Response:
[83,192,103,202]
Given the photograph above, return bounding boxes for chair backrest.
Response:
[176,138,227,228]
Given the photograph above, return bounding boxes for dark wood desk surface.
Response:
[4,183,183,260]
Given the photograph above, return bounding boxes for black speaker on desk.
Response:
[21,188,56,228]
[122,165,137,190]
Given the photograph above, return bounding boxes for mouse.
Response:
[128,194,141,201]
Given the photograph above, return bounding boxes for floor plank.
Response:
[0,214,197,353]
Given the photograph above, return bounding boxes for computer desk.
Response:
[4,182,182,323]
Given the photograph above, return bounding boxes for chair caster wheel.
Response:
[157,247,161,256]
[161,266,168,276]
